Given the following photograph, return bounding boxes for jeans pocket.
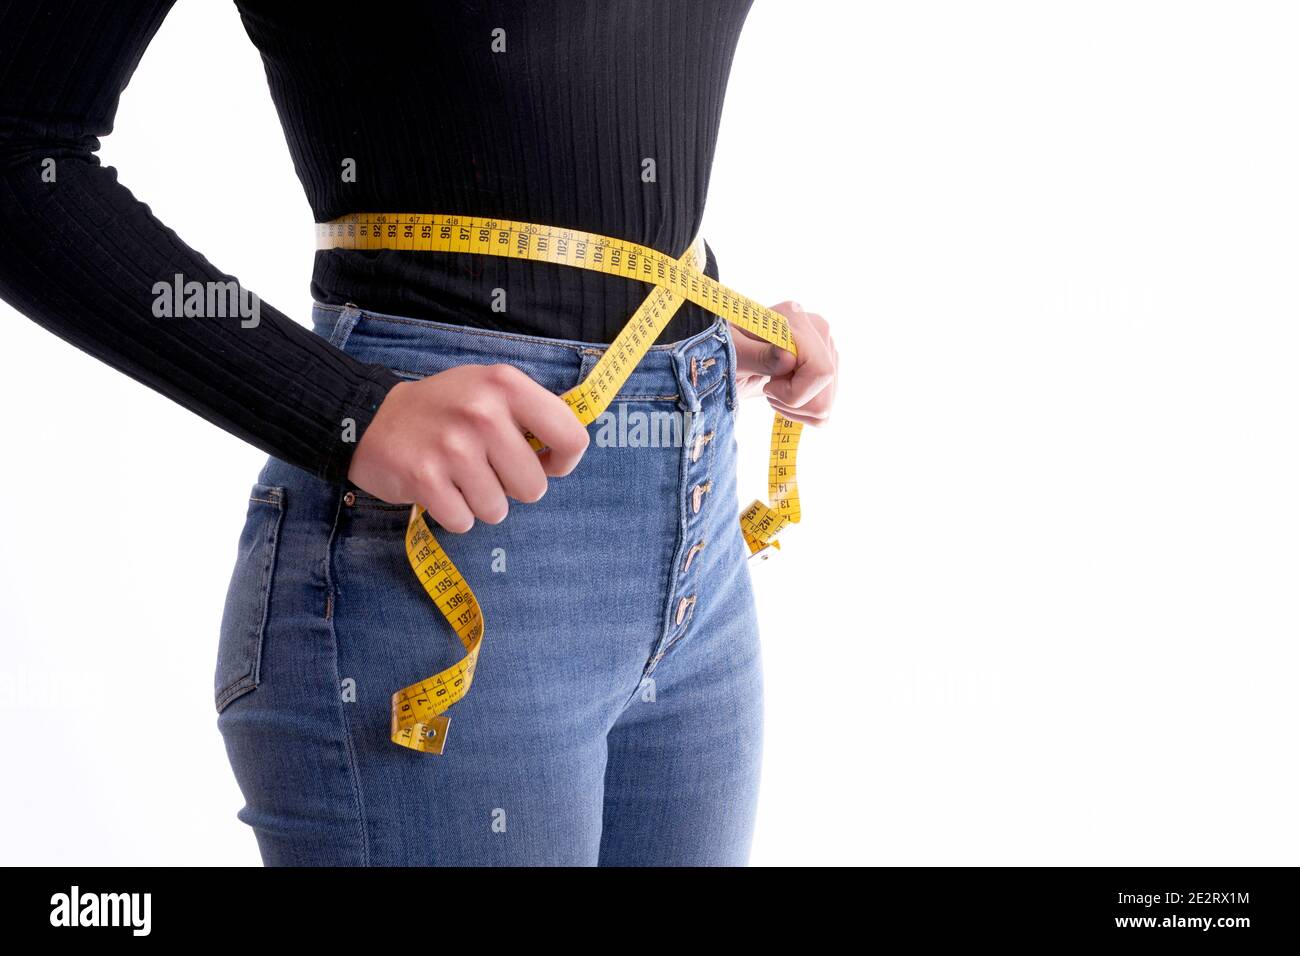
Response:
[214,482,286,713]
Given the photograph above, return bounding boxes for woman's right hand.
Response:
[346,363,591,532]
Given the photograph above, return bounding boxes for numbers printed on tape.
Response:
[318,213,805,755]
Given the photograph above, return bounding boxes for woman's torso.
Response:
[236,0,755,343]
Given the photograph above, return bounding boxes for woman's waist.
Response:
[310,235,722,346]
[313,299,735,411]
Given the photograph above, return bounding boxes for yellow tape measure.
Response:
[317,213,804,754]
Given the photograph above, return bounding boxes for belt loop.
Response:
[576,347,603,389]
[327,302,364,350]
[672,341,702,414]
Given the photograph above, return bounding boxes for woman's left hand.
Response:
[730,301,837,425]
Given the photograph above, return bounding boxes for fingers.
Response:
[766,391,832,424]
[452,453,511,526]
[735,371,771,400]
[763,345,833,407]
[732,322,797,378]
[423,364,589,529]
[350,364,593,535]
[767,409,824,426]
[415,469,475,534]
[497,364,590,475]
[486,423,550,503]
[760,301,837,423]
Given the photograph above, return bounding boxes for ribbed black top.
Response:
[0,0,753,482]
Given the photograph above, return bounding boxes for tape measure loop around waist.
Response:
[319,213,804,755]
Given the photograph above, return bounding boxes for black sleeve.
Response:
[0,0,403,483]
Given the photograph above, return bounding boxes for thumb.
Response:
[733,328,797,377]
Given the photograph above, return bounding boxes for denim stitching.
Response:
[387,365,679,403]
[323,491,372,866]
[315,301,729,354]
[355,311,590,352]
[216,485,286,711]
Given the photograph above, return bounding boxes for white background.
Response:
[2,1,1297,866]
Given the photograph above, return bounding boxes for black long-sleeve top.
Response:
[0,0,753,482]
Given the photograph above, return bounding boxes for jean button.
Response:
[691,481,712,514]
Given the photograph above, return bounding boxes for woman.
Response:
[0,0,837,865]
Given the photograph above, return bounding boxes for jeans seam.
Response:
[355,311,589,352]
[316,302,729,353]
[388,363,682,403]
[216,484,287,713]
[323,490,371,866]
[694,376,726,403]
[719,323,739,411]
[638,402,695,683]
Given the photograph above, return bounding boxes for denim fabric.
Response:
[214,303,764,866]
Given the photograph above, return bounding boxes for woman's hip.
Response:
[213,302,758,863]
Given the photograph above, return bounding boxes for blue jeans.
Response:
[214,303,764,865]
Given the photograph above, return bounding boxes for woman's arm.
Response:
[0,0,403,482]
